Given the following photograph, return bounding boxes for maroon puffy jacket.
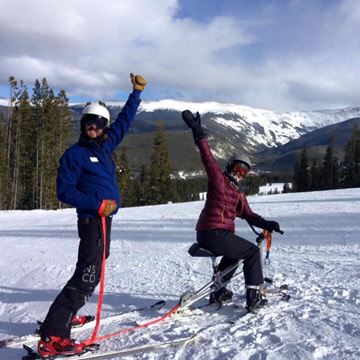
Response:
[196,138,265,233]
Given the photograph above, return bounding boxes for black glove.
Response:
[182,110,206,141]
[264,220,281,233]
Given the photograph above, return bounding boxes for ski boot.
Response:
[245,286,268,313]
[37,335,84,358]
[70,314,95,328]
[209,287,233,305]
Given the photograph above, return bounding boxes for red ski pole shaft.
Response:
[83,216,107,346]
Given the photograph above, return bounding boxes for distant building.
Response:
[199,192,207,200]
[258,183,293,195]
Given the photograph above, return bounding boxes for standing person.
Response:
[182,110,282,312]
[38,73,147,357]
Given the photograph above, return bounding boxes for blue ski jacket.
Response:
[57,90,141,218]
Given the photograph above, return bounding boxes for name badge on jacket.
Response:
[90,157,99,162]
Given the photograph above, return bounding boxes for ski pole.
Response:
[82,216,107,346]
[264,230,272,265]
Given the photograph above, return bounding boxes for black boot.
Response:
[245,288,268,312]
[209,287,233,305]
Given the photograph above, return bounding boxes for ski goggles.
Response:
[82,114,108,129]
[231,162,250,178]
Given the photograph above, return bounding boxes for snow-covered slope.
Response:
[1,188,359,359]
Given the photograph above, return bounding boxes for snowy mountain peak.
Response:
[136,99,360,150]
[2,97,359,153]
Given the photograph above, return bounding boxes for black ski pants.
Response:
[197,229,263,286]
[40,217,112,338]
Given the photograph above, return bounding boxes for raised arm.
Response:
[182,110,223,182]
[106,74,146,152]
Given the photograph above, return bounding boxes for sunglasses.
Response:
[83,114,108,130]
[231,162,250,178]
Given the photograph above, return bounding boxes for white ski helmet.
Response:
[81,102,110,122]
[226,154,252,173]
[81,102,110,131]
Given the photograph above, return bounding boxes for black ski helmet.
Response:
[225,154,251,174]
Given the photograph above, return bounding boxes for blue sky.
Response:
[0,0,359,111]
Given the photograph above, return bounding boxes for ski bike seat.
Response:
[179,243,242,309]
[188,243,218,258]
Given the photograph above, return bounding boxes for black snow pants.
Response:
[40,217,112,338]
[197,229,263,286]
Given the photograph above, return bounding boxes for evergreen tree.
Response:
[115,146,130,192]
[293,147,309,192]
[114,146,137,207]
[244,174,264,195]
[0,77,72,210]
[16,88,35,209]
[341,125,360,188]
[6,78,32,208]
[43,85,57,208]
[0,113,8,209]
[148,123,178,204]
[54,89,73,208]
[135,164,151,205]
[283,183,291,193]
[31,79,44,208]
[309,159,321,191]
[172,176,207,202]
[321,141,339,190]
[37,79,66,209]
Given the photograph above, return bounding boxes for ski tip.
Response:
[150,300,166,309]
[22,344,39,360]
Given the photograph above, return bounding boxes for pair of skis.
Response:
[20,283,290,360]
[0,300,165,350]
[18,298,216,360]
[7,237,290,359]
[4,281,289,360]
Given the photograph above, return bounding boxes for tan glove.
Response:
[130,73,147,91]
[98,199,117,217]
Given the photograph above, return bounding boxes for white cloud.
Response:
[0,0,359,111]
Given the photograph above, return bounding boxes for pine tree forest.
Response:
[292,126,360,192]
[0,78,206,210]
[0,77,72,210]
[1,77,359,210]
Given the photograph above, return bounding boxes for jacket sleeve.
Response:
[105,90,141,152]
[237,194,267,228]
[196,138,224,184]
[57,151,100,211]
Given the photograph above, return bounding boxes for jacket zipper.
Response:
[221,205,225,223]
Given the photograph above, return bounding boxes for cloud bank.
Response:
[0,0,359,111]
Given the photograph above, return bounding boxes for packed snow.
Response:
[1,188,360,359]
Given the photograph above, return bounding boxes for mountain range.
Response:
[84,100,360,173]
[1,98,359,174]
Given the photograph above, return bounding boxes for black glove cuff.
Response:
[193,128,206,142]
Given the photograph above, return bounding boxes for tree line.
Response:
[0,76,208,210]
[292,126,360,192]
[114,123,208,207]
[0,76,72,210]
[2,76,358,210]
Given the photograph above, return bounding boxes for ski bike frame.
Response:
[180,229,284,309]
[180,243,243,309]
[180,242,243,309]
